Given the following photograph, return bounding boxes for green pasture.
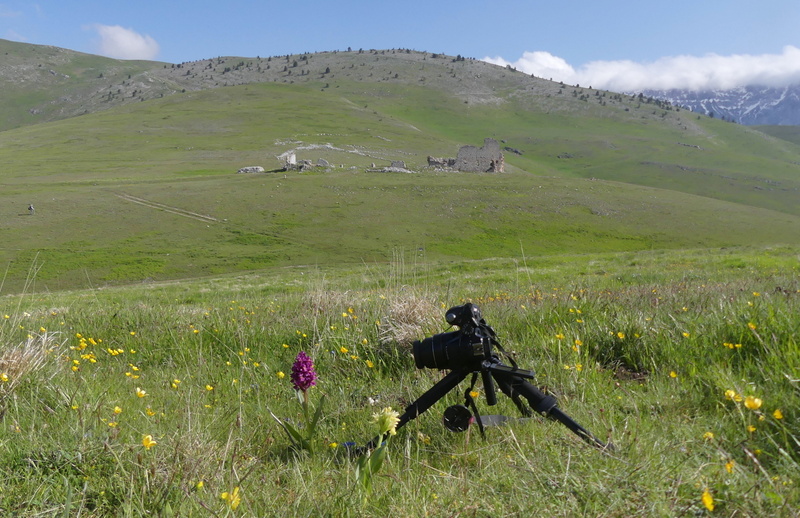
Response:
[2,78,800,292]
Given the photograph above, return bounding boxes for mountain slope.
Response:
[2,42,800,292]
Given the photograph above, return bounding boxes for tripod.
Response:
[366,303,610,450]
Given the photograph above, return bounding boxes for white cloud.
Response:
[484,46,800,92]
[92,24,160,60]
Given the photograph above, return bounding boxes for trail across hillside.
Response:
[115,193,220,223]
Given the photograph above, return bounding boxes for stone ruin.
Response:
[427,138,504,172]
[237,166,265,174]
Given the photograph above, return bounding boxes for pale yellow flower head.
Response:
[373,406,400,436]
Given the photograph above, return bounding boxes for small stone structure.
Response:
[427,156,457,168]
[237,166,265,174]
[283,152,297,170]
[455,138,504,172]
[427,138,504,172]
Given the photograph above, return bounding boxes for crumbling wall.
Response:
[428,138,504,172]
[455,138,504,172]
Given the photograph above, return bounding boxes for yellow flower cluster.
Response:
[221,487,241,510]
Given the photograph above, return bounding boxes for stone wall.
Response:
[454,138,504,172]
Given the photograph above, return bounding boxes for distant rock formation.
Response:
[428,138,504,172]
[237,166,265,173]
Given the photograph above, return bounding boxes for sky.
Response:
[2,0,800,92]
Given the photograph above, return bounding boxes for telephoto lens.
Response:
[412,330,485,370]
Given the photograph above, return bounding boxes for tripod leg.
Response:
[494,373,609,449]
[364,369,469,449]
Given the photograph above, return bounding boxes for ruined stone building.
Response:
[427,138,504,172]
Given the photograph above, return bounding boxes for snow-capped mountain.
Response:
[642,84,800,126]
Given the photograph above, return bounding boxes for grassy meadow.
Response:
[3,78,800,292]
[1,247,798,516]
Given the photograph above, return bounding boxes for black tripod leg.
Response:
[494,373,609,449]
[364,369,469,449]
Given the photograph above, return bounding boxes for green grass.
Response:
[0,247,798,516]
[3,77,800,292]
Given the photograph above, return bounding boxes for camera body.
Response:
[412,303,494,370]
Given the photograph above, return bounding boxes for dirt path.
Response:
[115,193,220,223]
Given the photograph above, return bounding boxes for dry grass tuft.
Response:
[378,295,441,351]
[0,332,63,398]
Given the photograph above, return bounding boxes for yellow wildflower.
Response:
[135,387,147,398]
[142,435,157,450]
[773,409,783,419]
[744,396,762,410]
[373,407,400,436]
[702,489,714,511]
[221,487,241,510]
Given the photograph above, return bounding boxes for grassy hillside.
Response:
[2,44,800,292]
[0,39,168,131]
[755,125,800,146]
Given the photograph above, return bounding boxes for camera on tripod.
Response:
[364,303,610,450]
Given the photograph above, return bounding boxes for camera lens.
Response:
[412,331,484,370]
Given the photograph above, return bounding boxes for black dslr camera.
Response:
[413,303,493,370]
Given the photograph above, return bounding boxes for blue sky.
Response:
[2,0,799,91]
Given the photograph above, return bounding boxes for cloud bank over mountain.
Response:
[91,25,160,60]
[484,46,800,92]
